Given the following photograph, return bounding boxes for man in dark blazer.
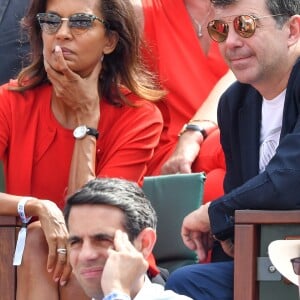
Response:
[165,0,300,299]
[0,0,30,85]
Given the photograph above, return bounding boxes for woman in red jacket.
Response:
[0,0,165,298]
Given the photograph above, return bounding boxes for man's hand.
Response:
[220,239,234,258]
[101,230,148,297]
[181,202,214,262]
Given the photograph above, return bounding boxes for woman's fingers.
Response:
[52,246,71,285]
[38,200,71,283]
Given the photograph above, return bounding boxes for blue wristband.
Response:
[17,197,33,224]
[13,197,33,266]
[103,291,131,300]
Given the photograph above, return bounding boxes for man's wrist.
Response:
[189,119,217,127]
[179,123,207,139]
[188,119,218,136]
[103,291,131,300]
[178,119,218,142]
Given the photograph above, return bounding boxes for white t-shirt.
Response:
[134,276,192,300]
[259,90,286,173]
[96,276,192,300]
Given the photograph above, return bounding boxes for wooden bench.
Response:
[0,163,16,300]
[0,216,17,300]
[234,210,300,300]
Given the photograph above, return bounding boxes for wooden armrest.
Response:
[235,210,300,224]
[0,216,18,226]
[234,210,300,300]
[0,216,18,300]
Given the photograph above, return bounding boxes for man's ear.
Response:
[103,31,119,55]
[287,15,300,48]
[134,228,157,259]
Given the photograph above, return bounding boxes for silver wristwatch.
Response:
[73,125,99,140]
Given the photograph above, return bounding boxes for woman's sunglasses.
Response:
[291,257,300,275]
[36,12,107,35]
[207,14,284,43]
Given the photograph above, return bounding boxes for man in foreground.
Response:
[64,178,191,300]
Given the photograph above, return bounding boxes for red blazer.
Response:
[0,82,163,209]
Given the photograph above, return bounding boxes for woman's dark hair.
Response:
[12,0,165,105]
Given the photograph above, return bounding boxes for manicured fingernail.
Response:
[60,280,66,286]
[55,45,61,53]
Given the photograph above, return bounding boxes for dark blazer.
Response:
[209,58,300,245]
[0,0,30,85]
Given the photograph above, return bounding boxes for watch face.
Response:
[73,126,87,139]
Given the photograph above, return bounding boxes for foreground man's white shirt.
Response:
[92,276,192,300]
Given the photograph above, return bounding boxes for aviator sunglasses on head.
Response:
[36,12,108,35]
[207,14,284,43]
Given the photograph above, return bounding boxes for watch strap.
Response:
[73,125,99,140]
[86,127,99,140]
[179,123,208,139]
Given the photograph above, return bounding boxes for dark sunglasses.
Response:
[207,14,284,43]
[36,12,107,35]
[291,257,300,275]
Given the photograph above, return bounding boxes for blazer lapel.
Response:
[238,91,262,181]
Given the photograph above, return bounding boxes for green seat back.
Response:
[0,162,5,192]
[143,173,205,272]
